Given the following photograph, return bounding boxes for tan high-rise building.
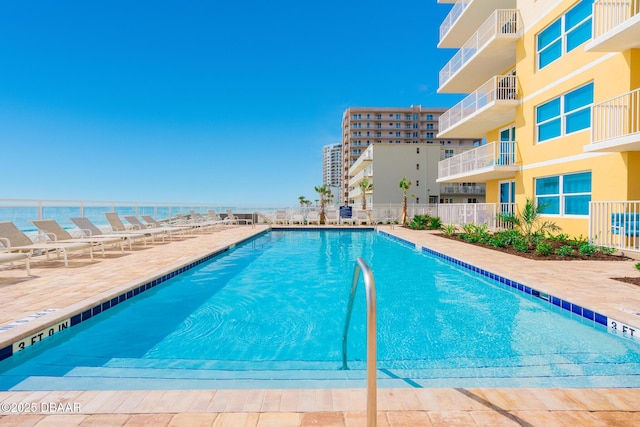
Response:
[342,106,482,205]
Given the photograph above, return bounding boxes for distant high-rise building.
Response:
[342,106,481,205]
[322,144,342,193]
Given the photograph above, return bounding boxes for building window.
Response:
[536,0,593,70]
[426,124,434,130]
[426,114,433,121]
[415,197,419,204]
[416,147,420,154]
[535,171,592,215]
[444,149,454,158]
[416,163,420,170]
[536,82,593,142]
[416,180,419,186]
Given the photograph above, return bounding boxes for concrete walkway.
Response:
[0,225,639,426]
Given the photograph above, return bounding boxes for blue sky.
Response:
[0,1,461,206]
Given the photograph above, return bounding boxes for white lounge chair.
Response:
[70,217,146,249]
[355,210,371,226]
[226,210,253,225]
[124,216,184,240]
[105,212,166,242]
[0,221,93,267]
[325,210,340,225]
[0,251,31,275]
[141,215,194,236]
[274,210,288,225]
[31,219,126,255]
[307,211,320,225]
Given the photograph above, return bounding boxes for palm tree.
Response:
[358,178,373,211]
[498,198,561,247]
[314,185,332,224]
[298,196,307,207]
[399,176,412,224]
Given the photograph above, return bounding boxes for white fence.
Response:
[590,201,640,252]
[591,88,640,144]
[592,0,640,38]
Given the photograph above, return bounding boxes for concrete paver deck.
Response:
[0,225,639,426]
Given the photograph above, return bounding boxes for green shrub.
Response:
[513,238,529,253]
[429,216,442,230]
[578,243,598,256]
[555,245,574,257]
[636,262,640,272]
[409,214,431,230]
[460,223,489,243]
[534,242,553,256]
[442,224,458,236]
[597,246,616,256]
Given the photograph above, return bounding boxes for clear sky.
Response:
[0,1,461,207]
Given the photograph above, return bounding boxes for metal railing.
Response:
[439,74,518,133]
[592,0,640,39]
[440,184,486,195]
[438,141,517,180]
[437,203,499,229]
[439,9,522,87]
[590,201,640,252]
[342,257,377,427]
[591,88,640,145]
[440,0,471,43]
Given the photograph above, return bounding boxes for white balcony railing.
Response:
[440,0,471,44]
[593,0,640,39]
[439,74,518,133]
[438,141,517,180]
[590,200,640,253]
[440,184,487,194]
[591,88,640,145]
[348,168,373,187]
[439,9,522,88]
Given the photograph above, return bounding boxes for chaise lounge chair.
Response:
[105,212,167,243]
[70,217,147,249]
[226,210,253,226]
[141,215,194,236]
[31,219,126,255]
[307,211,320,225]
[124,216,186,240]
[0,221,93,267]
[0,251,31,275]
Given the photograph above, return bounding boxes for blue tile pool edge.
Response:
[0,229,270,362]
[378,230,640,344]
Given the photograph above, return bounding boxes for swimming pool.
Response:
[1,230,639,390]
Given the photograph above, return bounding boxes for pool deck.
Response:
[1,224,639,426]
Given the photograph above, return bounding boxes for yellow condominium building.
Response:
[436,0,640,252]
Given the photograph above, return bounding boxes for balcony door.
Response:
[499,126,516,166]
[499,180,516,214]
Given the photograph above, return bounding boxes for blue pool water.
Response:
[1,230,639,390]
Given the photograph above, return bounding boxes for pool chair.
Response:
[325,209,340,225]
[288,213,305,225]
[141,215,194,236]
[0,251,31,275]
[124,216,185,240]
[31,219,126,256]
[70,217,146,249]
[0,221,93,267]
[105,212,167,243]
[355,210,371,226]
[188,211,226,230]
[307,211,320,225]
[274,210,288,224]
[226,210,253,226]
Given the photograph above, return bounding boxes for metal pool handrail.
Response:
[341,257,377,427]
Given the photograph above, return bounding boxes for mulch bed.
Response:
[433,232,630,261]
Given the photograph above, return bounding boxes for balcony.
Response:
[439,10,521,94]
[439,183,486,195]
[439,0,517,49]
[585,88,640,152]
[437,141,518,183]
[348,167,373,187]
[585,0,640,51]
[349,146,373,175]
[438,75,519,138]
